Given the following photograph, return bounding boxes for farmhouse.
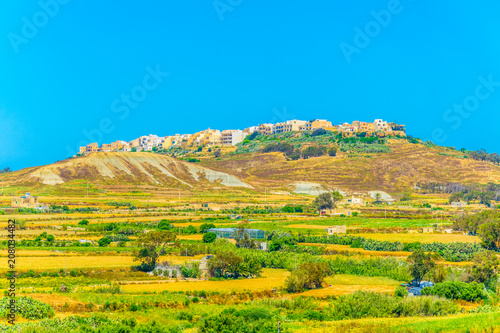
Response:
[422,227,434,234]
[11,193,43,209]
[326,225,347,235]
[347,196,364,205]
[451,201,467,208]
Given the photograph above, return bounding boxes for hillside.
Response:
[0,152,251,189]
[199,139,500,195]
[2,139,500,198]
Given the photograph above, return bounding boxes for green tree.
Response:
[184,225,198,234]
[313,193,333,213]
[469,251,499,289]
[407,250,435,285]
[133,231,176,271]
[158,219,174,230]
[208,250,261,278]
[78,219,89,226]
[328,147,337,157]
[331,190,343,206]
[203,232,217,243]
[199,223,216,233]
[98,237,111,247]
[285,262,332,292]
[214,149,221,158]
[478,221,500,249]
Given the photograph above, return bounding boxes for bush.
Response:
[421,281,487,302]
[98,237,112,247]
[158,220,174,230]
[200,223,216,233]
[332,291,459,320]
[78,219,89,226]
[394,286,408,297]
[203,232,217,243]
[0,296,54,319]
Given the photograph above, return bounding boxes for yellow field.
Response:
[297,274,401,297]
[0,255,135,271]
[121,268,290,293]
[356,233,480,244]
[177,234,204,241]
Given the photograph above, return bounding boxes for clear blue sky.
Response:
[1,0,500,170]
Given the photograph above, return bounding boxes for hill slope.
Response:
[199,140,500,194]
[2,141,500,197]
[1,152,251,189]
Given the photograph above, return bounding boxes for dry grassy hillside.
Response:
[2,142,499,196]
[0,152,251,189]
[200,141,500,193]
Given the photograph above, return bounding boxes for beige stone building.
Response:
[326,225,347,235]
[300,119,333,131]
[11,193,42,208]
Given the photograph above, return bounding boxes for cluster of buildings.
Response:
[78,118,405,155]
[11,193,48,211]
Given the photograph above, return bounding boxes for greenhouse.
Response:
[207,228,265,240]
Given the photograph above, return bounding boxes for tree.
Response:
[98,237,112,247]
[78,219,89,226]
[185,225,197,234]
[214,149,221,158]
[328,147,337,157]
[46,235,55,242]
[478,221,500,249]
[203,232,217,243]
[469,251,499,289]
[285,262,332,292]
[208,250,261,278]
[134,231,176,271]
[158,219,174,230]
[199,223,216,233]
[331,191,343,206]
[407,250,435,285]
[313,193,333,213]
[374,192,382,203]
[235,224,259,249]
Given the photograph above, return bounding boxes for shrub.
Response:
[0,297,54,319]
[203,232,217,243]
[421,281,487,302]
[394,286,408,298]
[78,219,89,226]
[332,291,458,320]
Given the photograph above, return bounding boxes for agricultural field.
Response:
[0,185,499,333]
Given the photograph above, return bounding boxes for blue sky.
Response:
[1,0,500,170]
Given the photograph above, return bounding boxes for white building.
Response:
[221,130,246,146]
[374,119,391,132]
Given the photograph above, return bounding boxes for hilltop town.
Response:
[78,118,406,155]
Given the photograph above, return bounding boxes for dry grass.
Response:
[356,233,480,244]
[0,255,136,271]
[121,268,290,293]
